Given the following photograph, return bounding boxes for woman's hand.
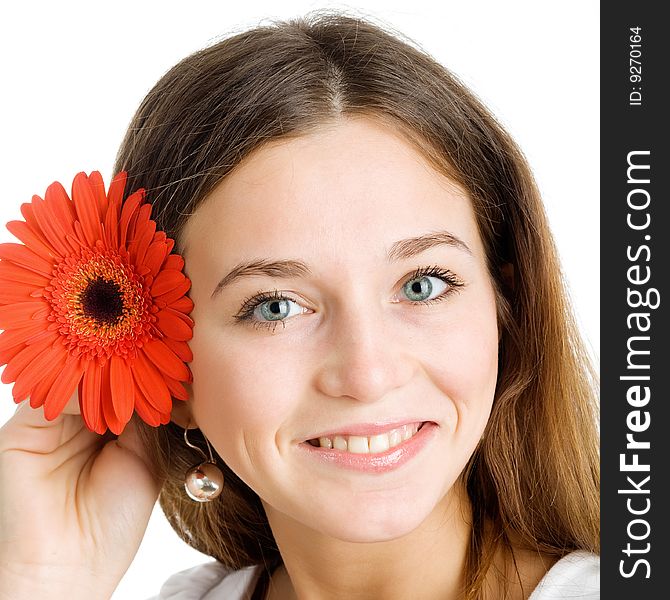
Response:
[0,393,160,600]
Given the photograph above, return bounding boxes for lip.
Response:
[302,419,429,441]
[297,421,438,473]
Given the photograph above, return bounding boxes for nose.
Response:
[313,304,417,404]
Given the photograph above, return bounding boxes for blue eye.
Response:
[254,297,303,322]
[399,265,464,305]
[402,274,448,302]
[235,289,306,332]
[234,266,464,332]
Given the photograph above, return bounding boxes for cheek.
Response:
[187,327,301,458]
[426,293,499,433]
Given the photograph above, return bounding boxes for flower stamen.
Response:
[80,278,124,325]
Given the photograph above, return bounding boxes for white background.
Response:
[0,1,599,598]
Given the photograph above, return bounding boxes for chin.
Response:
[306,490,442,543]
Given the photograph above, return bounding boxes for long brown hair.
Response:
[114,11,599,597]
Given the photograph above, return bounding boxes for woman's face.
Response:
[180,117,499,542]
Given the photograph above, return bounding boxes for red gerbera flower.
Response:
[0,171,193,435]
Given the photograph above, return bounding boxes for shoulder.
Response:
[529,551,599,600]
[146,561,263,600]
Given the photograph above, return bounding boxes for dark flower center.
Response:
[81,278,125,324]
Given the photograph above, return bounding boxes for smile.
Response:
[299,421,438,473]
[306,422,425,453]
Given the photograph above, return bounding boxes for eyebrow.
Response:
[210,230,472,298]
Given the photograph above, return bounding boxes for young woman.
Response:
[0,12,599,600]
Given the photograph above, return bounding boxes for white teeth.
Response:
[313,423,425,453]
[388,428,402,447]
[333,436,348,451]
[347,436,369,454]
[369,433,390,453]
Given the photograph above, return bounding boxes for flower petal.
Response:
[168,296,193,314]
[0,331,56,384]
[0,343,25,367]
[161,336,193,363]
[133,350,172,413]
[28,353,66,408]
[46,180,78,224]
[100,361,123,435]
[128,210,155,266]
[104,172,126,249]
[143,240,169,278]
[164,254,184,272]
[0,321,48,354]
[12,341,65,404]
[72,172,104,246]
[162,372,189,401]
[43,357,85,421]
[87,171,109,220]
[133,378,163,427]
[129,202,151,235]
[19,201,63,258]
[5,220,57,260]
[24,326,58,346]
[0,243,54,277]
[109,355,135,426]
[81,361,104,434]
[30,193,72,257]
[156,309,193,341]
[170,306,194,327]
[73,221,88,246]
[151,270,187,297]
[31,304,51,321]
[107,171,127,207]
[118,189,144,251]
[0,301,48,330]
[0,283,38,304]
[44,181,78,243]
[142,338,190,381]
[0,261,50,286]
[155,278,191,306]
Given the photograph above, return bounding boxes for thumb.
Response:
[113,417,163,494]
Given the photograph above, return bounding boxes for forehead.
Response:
[182,117,483,268]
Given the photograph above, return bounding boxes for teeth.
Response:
[388,428,402,447]
[333,436,347,451]
[369,433,390,453]
[311,423,425,454]
[347,436,369,453]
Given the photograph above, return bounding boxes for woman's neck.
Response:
[262,487,471,600]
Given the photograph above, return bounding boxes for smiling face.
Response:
[178,117,499,543]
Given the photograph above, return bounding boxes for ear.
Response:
[169,382,195,428]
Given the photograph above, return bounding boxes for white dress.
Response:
[149,550,599,599]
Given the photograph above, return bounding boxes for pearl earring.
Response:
[183,424,224,502]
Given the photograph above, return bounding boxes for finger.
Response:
[61,390,81,416]
[93,416,162,502]
[10,388,80,421]
[0,394,93,455]
[8,396,69,428]
[115,417,157,477]
[14,398,30,414]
